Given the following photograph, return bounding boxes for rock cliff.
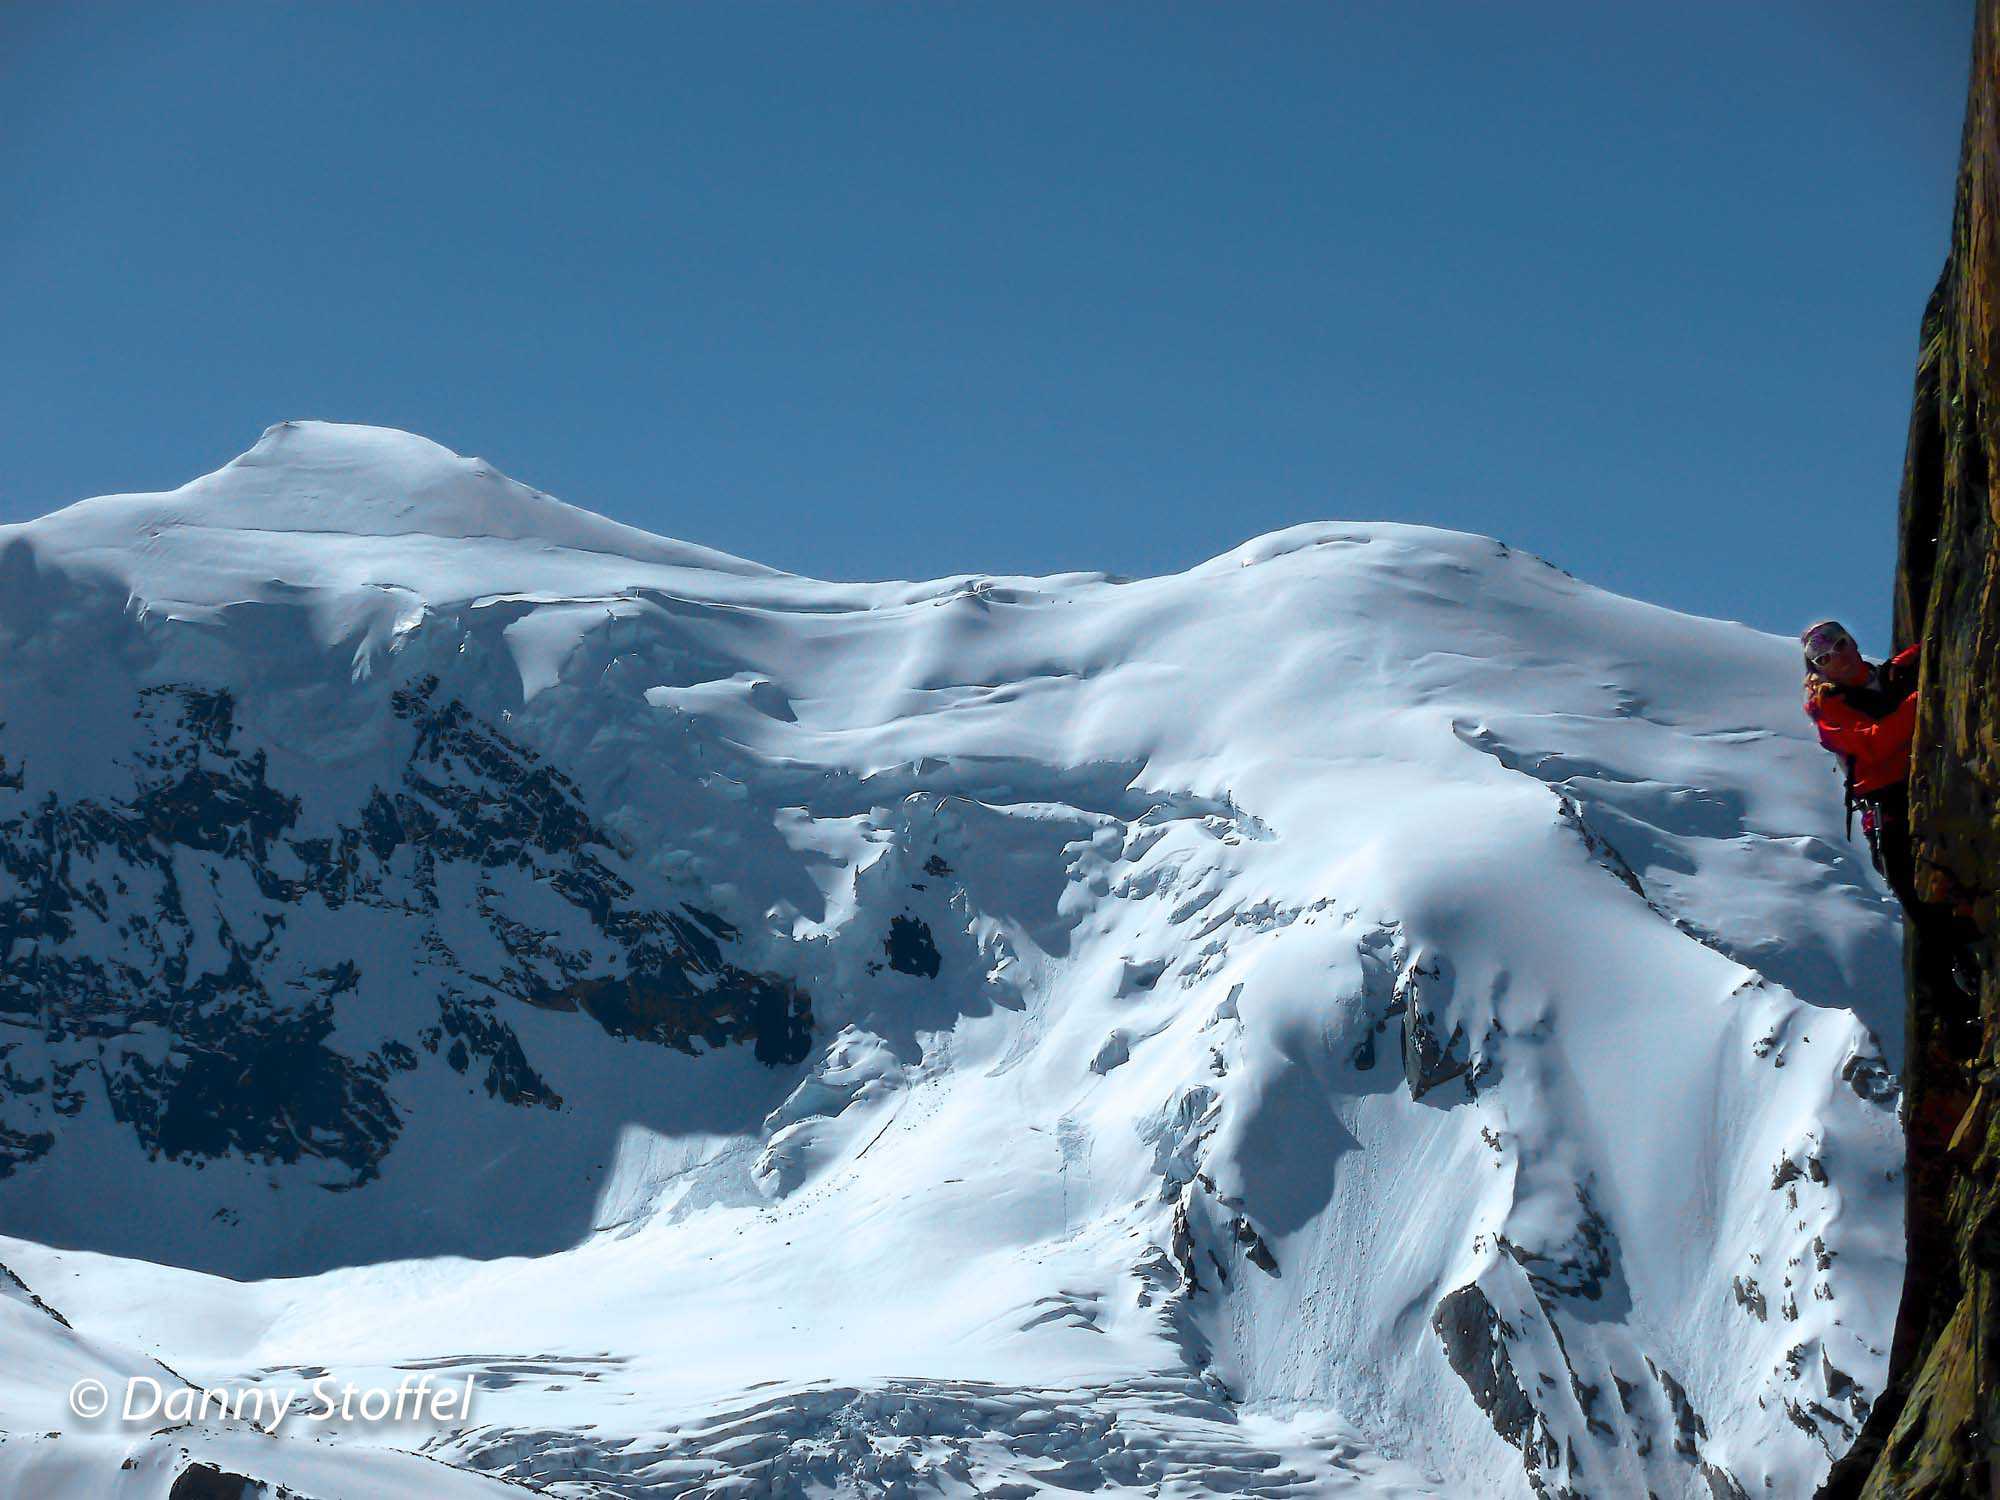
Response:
[1822,3,2000,1494]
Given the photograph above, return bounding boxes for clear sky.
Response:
[2,3,1971,648]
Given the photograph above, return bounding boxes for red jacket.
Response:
[1805,644,1920,796]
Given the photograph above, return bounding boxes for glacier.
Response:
[0,421,1906,1497]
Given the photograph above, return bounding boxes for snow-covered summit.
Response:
[0,426,1905,1498]
[3,420,777,614]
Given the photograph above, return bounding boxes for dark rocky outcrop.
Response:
[1434,1284,1541,1454]
[0,675,812,1192]
[883,914,941,978]
[1396,956,1471,1101]
[0,1259,71,1326]
[165,1466,316,1500]
[1500,1184,1617,1306]
[1821,5,2000,1493]
[1431,1282,1584,1497]
[166,1466,257,1500]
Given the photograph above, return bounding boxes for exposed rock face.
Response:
[0,673,812,1198]
[166,1466,260,1500]
[881,913,941,978]
[1431,1284,1546,1465]
[1822,4,2000,1493]
[166,1466,316,1500]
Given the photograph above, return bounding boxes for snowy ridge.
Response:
[0,424,1903,1498]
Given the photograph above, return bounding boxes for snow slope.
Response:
[0,423,1903,1497]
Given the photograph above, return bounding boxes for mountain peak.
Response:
[0,415,1903,1500]
[194,420,697,555]
[232,418,471,483]
[7,421,777,605]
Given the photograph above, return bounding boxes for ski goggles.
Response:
[1801,623,1855,665]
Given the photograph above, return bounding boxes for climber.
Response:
[1808,624,1992,1056]
[1800,619,1923,909]
[1802,619,1987,1016]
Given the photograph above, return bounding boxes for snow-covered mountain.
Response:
[0,422,1905,1498]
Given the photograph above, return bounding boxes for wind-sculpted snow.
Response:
[0,424,1906,1496]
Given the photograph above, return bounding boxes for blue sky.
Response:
[1,3,1970,646]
